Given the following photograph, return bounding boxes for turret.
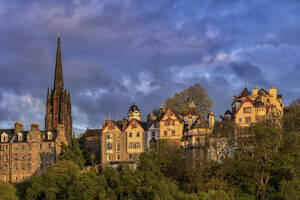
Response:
[128,103,141,121]
[269,86,277,98]
[253,87,258,96]
[208,112,215,129]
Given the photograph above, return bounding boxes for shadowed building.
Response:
[45,34,72,139]
[0,34,69,182]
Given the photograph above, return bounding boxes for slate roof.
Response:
[238,88,251,98]
[128,103,140,112]
[83,129,102,137]
[254,101,265,107]
[0,129,58,143]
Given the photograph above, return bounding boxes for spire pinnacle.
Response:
[54,33,64,90]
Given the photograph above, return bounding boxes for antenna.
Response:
[116,112,119,121]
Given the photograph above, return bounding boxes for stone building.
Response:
[222,86,284,127]
[0,34,70,182]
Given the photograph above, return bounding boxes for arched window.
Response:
[47,131,52,140]
[1,133,8,143]
[18,132,23,141]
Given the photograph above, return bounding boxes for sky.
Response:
[0,0,300,132]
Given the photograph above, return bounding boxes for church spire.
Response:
[54,32,64,91]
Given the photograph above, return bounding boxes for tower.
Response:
[128,103,141,121]
[45,33,72,139]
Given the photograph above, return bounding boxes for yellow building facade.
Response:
[225,86,284,127]
[125,119,146,161]
[159,107,184,146]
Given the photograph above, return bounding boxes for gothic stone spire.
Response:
[45,33,72,140]
[54,32,64,91]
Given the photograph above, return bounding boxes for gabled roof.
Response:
[103,120,122,132]
[234,97,254,116]
[159,107,184,123]
[125,118,146,131]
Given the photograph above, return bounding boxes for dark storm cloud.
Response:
[0,0,300,131]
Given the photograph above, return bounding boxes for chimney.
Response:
[30,122,39,131]
[14,121,23,135]
[208,112,215,129]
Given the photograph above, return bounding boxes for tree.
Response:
[233,122,283,200]
[165,83,212,116]
[58,137,85,169]
[0,180,18,200]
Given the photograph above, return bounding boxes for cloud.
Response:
[0,0,299,130]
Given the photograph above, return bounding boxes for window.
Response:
[136,132,140,137]
[165,121,170,126]
[239,118,242,123]
[27,135,32,141]
[15,164,18,171]
[106,154,112,161]
[245,117,251,123]
[48,143,52,149]
[129,142,140,149]
[3,164,7,171]
[129,132,132,137]
[172,121,175,125]
[21,154,25,161]
[21,144,25,150]
[106,133,111,139]
[4,145,8,151]
[106,143,112,150]
[28,153,31,161]
[21,175,24,180]
[47,131,52,140]
[151,131,155,138]
[116,143,120,152]
[21,164,25,171]
[4,155,8,162]
[27,163,31,171]
[1,133,8,142]
[131,124,137,129]
[243,107,252,113]
[172,130,175,136]
[40,143,42,149]
[116,133,120,138]
[129,154,133,160]
[14,144,18,150]
[28,144,31,150]
[18,133,23,141]
[164,131,167,137]
[14,154,18,161]
[116,154,120,160]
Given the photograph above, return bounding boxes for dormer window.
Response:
[47,131,52,140]
[18,133,23,142]
[1,133,8,143]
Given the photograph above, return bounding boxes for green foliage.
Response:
[0,180,18,200]
[7,102,300,200]
[58,137,85,169]
[165,83,212,116]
